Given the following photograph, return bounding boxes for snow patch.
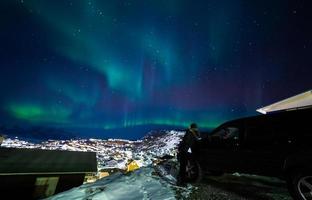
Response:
[46,167,178,200]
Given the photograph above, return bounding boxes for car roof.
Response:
[214,107,312,130]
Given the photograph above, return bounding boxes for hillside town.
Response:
[0,130,184,181]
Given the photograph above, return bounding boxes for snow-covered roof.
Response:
[0,148,97,174]
[257,90,312,114]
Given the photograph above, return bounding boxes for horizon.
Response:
[0,124,214,141]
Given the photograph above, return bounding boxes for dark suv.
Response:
[187,107,312,200]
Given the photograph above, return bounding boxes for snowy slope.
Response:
[46,167,193,200]
[134,130,184,166]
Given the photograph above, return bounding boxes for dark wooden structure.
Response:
[0,147,97,199]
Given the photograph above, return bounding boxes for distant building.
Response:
[105,160,118,168]
[84,172,98,183]
[0,147,97,199]
[100,168,123,175]
[126,160,140,172]
[99,171,110,179]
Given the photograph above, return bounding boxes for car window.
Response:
[212,127,240,140]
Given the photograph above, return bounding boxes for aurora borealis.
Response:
[0,0,311,138]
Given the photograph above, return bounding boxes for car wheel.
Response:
[185,156,202,183]
[288,170,312,200]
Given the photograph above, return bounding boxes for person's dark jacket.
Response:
[178,128,200,154]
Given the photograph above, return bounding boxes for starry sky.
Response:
[0,0,311,138]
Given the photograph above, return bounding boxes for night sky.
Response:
[0,0,311,138]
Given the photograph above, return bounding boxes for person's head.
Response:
[189,123,198,130]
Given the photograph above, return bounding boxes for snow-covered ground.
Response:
[46,167,193,200]
[46,167,290,200]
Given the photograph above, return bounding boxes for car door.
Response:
[196,123,243,173]
[238,119,287,176]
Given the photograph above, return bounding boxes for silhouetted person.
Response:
[177,123,201,186]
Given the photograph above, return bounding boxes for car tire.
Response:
[287,169,312,200]
[184,155,202,183]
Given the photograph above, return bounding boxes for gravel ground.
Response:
[176,174,292,200]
